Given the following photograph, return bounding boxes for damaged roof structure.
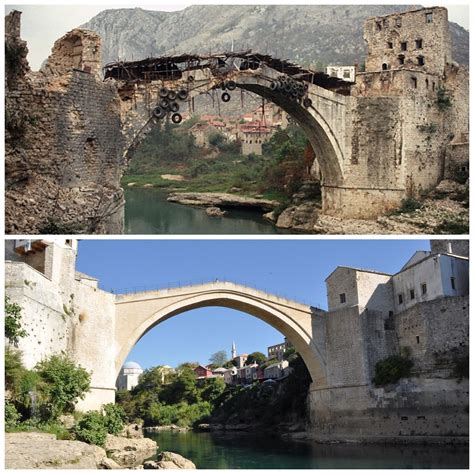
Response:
[103,50,353,95]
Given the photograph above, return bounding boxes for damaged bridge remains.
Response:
[5,7,469,233]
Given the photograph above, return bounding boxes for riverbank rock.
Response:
[121,423,144,439]
[104,434,157,468]
[263,211,277,223]
[5,432,119,469]
[276,201,320,232]
[143,452,196,469]
[206,206,227,217]
[145,424,189,433]
[167,192,279,211]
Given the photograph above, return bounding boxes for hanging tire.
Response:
[171,113,182,124]
[303,97,312,108]
[249,61,260,70]
[269,81,278,91]
[221,92,231,102]
[284,83,292,93]
[159,98,170,109]
[178,89,188,100]
[159,87,168,98]
[167,90,177,100]
[303,83,309,92]
[169,101,180,112]
[226,80,237,91]
[152,106,166,119]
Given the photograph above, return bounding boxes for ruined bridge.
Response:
[105,48,451,219]
[107,52,383,218]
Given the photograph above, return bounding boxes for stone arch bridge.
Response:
[104,49,452,219]
[114,281,327,390]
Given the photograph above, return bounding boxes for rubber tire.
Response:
[226,80,237,91]
[250,61,259,70]
[169,101,180,113]
[167,90,177,100]
[159,87,168,98]
[159,98,169,109]
[221,92,231,103]
[303,97,312,108]
[269,81,278,91]
[178,89,188,100]
[152,106,167,119]
[171,113,182,124]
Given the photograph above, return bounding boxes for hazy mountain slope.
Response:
[83,5,469,67]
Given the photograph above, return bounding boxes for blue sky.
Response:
[75,239,430,369]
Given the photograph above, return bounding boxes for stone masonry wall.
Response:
[364,7,452,76]
[394,295,469,375]
[5,13,125,234]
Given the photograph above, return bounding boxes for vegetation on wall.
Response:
[5,296,28,346]
[373,355,413,386]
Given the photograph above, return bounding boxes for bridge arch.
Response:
[116,62,349,191]
[114,282,327,389]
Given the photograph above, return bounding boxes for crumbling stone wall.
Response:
[364,7,452,76]
[5,12,125,234]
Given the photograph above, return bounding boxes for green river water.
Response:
[146,431,468,469]
[124,188,291,234]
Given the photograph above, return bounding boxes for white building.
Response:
[325,240,469,315]
[325,65,356,82]
[116,361,143,391]
[264,360,289,380]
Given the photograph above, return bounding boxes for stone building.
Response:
[267,337,293,361]
[116,361,143,391]
[326,65,356,82]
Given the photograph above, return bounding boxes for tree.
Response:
[35,353,91,420]
[209,350,228,367]
[246,352,267,365]
[5,296,27,346]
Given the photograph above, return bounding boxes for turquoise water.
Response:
[124,188,291,234]
[146,431,469,469]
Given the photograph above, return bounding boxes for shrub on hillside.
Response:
[103,403,126,435]
[74,411,108,446]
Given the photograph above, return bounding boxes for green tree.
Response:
[199,377,226,402]
[5,296,27,346]
[246,352,267,365]
[209,350,228,367]
[35,353,91,420]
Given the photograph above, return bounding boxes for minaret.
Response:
[231,341,237,359]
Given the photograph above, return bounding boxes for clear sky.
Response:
[5,3,469,70]
[75,239,430,369]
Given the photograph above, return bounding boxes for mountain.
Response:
[82,5,469,68]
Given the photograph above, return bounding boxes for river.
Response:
[145,431,468,469]
[124,188,291,234]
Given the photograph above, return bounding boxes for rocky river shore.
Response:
[5,424,196,470]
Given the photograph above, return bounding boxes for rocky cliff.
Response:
[82,5,469,67]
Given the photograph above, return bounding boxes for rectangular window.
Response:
[451,277,456,290]
[426,12,433,23]
[340,293,346,304]
[415,39,423,49]
[416,335,420,344]
[400,41,407,51]
[410,289,415,300]
[387,41,393,49]
[398,294,403,304]
[411,77,417,89]
[395,17,402,27]
[421,283,427,295]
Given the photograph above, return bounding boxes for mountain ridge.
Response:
[82,5,469,67]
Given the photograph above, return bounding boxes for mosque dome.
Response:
[122,361,142,370]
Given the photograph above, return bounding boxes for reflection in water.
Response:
[146,431,469,469]
[124,188,291,234]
